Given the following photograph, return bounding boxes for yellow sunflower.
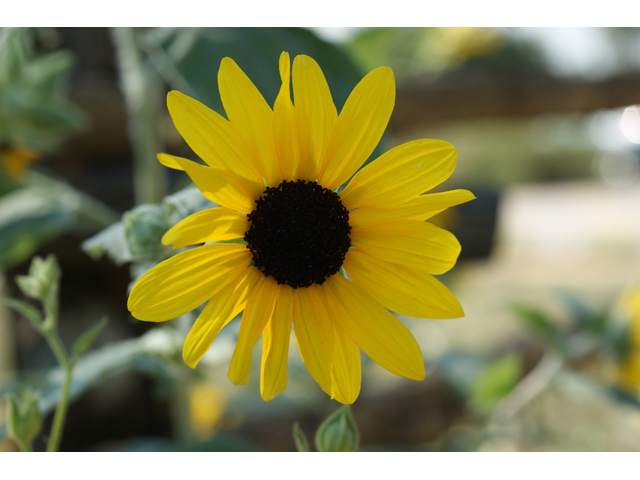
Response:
[127,52,474,404]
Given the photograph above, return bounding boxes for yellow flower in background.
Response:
[189,382,227,439]
[617,288,640,393]
[127,52,474,404]
[0,143,39,179]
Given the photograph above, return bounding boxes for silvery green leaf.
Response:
[163,185,215,224]
[71,317,108,359]
[82,222,132,265]
[4,298,43,327]
[292,422,310,452]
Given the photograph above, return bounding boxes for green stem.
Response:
[46,364,72,452]
[110,27,166,205]
[42,328,73,452]
[44,328,69,370]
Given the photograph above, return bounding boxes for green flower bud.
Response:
[314,405,359,452]
[5,389,42,451]
[38,255,61,289]
[16,255,60,305]
[123,205,171,261]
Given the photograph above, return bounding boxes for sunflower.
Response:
[127,52,474,404]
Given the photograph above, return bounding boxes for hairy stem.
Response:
[43,329,73,452]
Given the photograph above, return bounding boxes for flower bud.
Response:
[123,205,171,261]
[16,255,60,304]
[5,389,42,450]
[314,405,359,452]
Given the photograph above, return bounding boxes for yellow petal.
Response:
[329,325,361,404]
[273,52,300,181]
[182,267,261,368]
[418,189,475,220]
[228,275,279,385]
[128,243,251,321]
[343,249,464,319]
[322,274,425,381]
[166,90,264,188]
[292,55,338,181]
[162,207,248,249]
[158,154,257,213]
[318,67,395,190]
[158,153,185,171]
[348,189,476,225]
[351,220,461,275]
[340,139,457,210]
[292,284,334,397]
[218,57,280,187]
[260,285,293,401]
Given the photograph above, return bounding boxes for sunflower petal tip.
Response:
[220,57,237,70]
[451,298,465,318]
[183,357,198,369]
[337,396,356,405]
[126,291,138,312]
[166,90,184,107]
[293,54,315,69]
[160,230,179,248]
[331,389,359,405]
[227,369,248,386]
[410,363,426,382]
[260,386,284,402]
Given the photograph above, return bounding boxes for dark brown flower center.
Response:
[244,180,351,289]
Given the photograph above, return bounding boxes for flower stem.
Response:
[42,328,73,452]
[110,27,166,205]
[46,365,72,452]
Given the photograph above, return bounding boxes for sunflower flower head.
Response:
[127,52,474,404]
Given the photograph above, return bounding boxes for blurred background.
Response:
[2,26,640,452]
